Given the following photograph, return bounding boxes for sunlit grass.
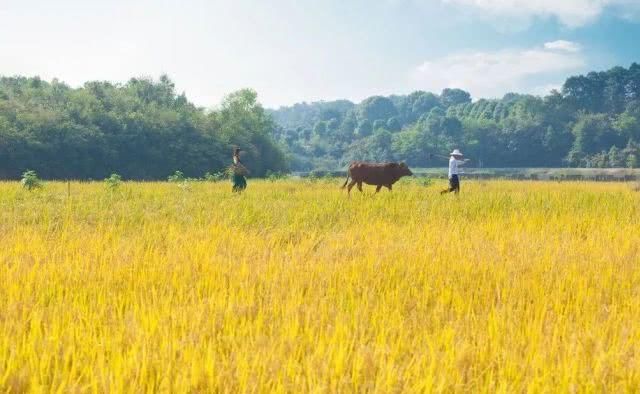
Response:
[1,179,639,392]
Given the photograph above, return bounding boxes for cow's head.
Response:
[398,162,413,177]
[392,162,413,178]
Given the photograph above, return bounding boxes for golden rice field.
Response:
[1,179,639,393]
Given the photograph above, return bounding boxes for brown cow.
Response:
[341,161,413,194]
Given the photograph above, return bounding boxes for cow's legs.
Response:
[347,180,357,194]
[357,182,363,192]
[375,185,382,193]
[386,184,393,191]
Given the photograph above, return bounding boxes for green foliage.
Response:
[440,88,472,108]
[216,89,288,177]
[104,173,123,190]
[0,76,287,180]
[387,117,402,132]
[267,100,354,130]
[357,96,398,122]
[266,170,289,182]
[627,154,638,169]
[608,146,623,167]
[167,171,186,183]
[20,170,42,191]
[373,119,386,131]
[410,93,440,122]
[4,64,640,178]
[355,120,373,137]
[204,171,227,182]
[326,118,339,133]
[167,170,194,192]
[313,121,327,136]
[271,64,640,171]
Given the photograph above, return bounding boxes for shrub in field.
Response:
[204,171,227,182]
[168,171,186,183]
[104,173,123,190]
[168,170,194,192]
[20,170,42,191]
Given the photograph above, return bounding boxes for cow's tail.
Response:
[341,170,350,189]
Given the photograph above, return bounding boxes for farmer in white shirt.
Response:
[441,149,468,195]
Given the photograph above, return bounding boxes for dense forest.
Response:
[270,64,640,171]
[0,76,287,179]
[1,64,640,180]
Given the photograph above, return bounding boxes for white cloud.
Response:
[411,41,585,99]
[544,40,581,53]
[442,0,640,27]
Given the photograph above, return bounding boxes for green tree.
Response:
[440,88,471,107]
[571,113,624,161]
[326,118,339,133]
[215,89,288,177]
[355,119,373,137]
[357,96,398,122]
[410,93,440,121]
[313,121,327,136]
[347,129,394,162]
[608,146,622,167]
[387,117,402,132]
[337,111,357,142]
[373,119,386,131]
[0,76,292,179]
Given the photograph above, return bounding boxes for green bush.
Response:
[204,171,227,182]
[168,171,186,183]
[21,170,42,191]
[104,173,123,190]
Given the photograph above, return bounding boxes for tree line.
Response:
[270,64,640,170]
[2,64,640,180]
[0,76,287,179]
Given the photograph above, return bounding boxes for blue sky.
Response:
[1,0,639,108]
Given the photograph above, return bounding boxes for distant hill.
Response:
[269,64,640,172]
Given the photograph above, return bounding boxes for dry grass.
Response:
[0,179,639,392]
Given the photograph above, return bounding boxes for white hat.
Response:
[450,149,464,156]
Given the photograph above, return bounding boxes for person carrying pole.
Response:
[231,147,248,192]
[440,149,468,195]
